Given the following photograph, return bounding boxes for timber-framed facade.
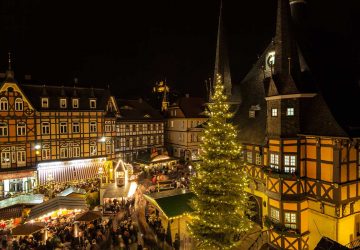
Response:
[0,67,119,198]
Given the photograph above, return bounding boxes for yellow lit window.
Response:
[284,212,297,229]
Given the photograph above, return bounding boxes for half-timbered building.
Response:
[0,65,118,198]
[215,0,360,249]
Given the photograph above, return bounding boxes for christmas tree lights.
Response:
[188,74,253,249]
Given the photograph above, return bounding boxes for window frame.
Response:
[60,148,68,158]
[89,121,97,133]
[271,108,278,117]
[246,151,253,164]
[73,147,80,157]
[270,153,279,170]
[284,211,297,230]
[16,151,26,166]
[60,98,67,109]
[270,207,280,222]
[72,122,80,133]
[42,148,51,160]
[72,98,79,109]
[41,98,49,108]
[286,107,295,116]
[0,122,8,137]
[0,97,8,111]
[1,151,11,168]
[15,98,23,111]
[41,122,50,135]
[284,155,296,173]
[17,123,26,136]
[60,122,68,134]
[90,99,97,109]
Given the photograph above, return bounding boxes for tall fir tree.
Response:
[188,74,253,249]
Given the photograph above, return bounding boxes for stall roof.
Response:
[144,189,194,219]
[57,187,86,197]
[27,196,87,220]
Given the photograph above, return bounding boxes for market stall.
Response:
[27,196,87,222]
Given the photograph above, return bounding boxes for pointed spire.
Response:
[272,0,300,94]
[213,0,232,97]
[5,52,15,82]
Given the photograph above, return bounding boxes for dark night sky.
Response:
[0,0,359,100]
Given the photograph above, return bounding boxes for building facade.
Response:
[115,99,165,163]
[215,0,360,249]
[0,68,118,198]
[165,96,207,161]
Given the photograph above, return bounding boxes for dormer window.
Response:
[286,108,294,116]
[90,99,96,109]
[41,98,49,108]
[271,108,278,117]
[72,99,79,109]
[249,110,255,118]
[60,98,67,108]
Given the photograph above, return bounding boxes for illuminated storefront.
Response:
[37,157,111,184]
[0,170,37,197]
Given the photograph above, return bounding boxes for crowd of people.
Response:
[35,179,100,199]
[0,214,112,250]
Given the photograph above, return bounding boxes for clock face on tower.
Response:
[266,51,275,70]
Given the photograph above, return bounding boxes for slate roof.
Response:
[232,0,359,144]
[172,97,207,118]
[314,237,349,250]
[20,84,111,111]
[116,99,163,121]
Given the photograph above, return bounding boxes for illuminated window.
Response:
[60,98,67,108]
[247,151,253,163]
[72,122,80,133]
[174,109,177,116]
[1,151,10,168]
[73,147,80,157]
[286,108,294,116]
[17,151,26,166]
[42,148,51,160]
[90,99,97,109]
[270,207,280,222]
[155,135,159,144]
[0,98,8,111]
[284,212,297,229]
[60,148,68,158]
[60,122,67,134]
[17,123,26,136]
[170,121,174,128]
[41,98,49,108]
[284,155,296,173]
[143,136,147,145]
[249,110,256,118]
[90,122,97,132]
[90,145,97,156]
[105,122,112,132]
[255,153,262,165]
[42,122,50,135]
[270,153,279,170]
[15,98,23,111]
[72,99,79,108]
[0,123,8,136]
[271,108,278,117]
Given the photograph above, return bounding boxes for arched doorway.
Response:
[248,195,262,226]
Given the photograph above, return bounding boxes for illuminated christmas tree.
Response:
[188,74,253,249]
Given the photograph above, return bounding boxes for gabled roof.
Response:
[116,99,163,121]
[20,84,112,111]
[171,97,207,118]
